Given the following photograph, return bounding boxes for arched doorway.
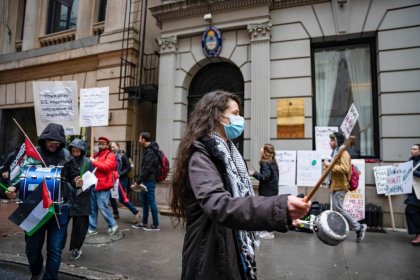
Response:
[188,62,244,153]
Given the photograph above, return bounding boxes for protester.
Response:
[324,131,367,242]
[68,139,94,260]
[170,90,311,279]
[405,143,420,246]
[109,141,140,224]
[8,123,81,279]
[251,144,279,239]
[88,137,118,236]
[131,132,161,231]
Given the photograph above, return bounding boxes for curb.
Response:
[0,252,135,280]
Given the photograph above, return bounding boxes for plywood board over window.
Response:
[277,98,304,138]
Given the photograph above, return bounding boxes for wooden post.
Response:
[90,127,95,157]
[387,195,396,231]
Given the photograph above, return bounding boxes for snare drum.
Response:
[19,165,62,202]
[313,210,349,246]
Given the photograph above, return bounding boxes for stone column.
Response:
[156,36,178,165]
[76,0,94,39]
[22,0,40,50]
[248,21,272,168]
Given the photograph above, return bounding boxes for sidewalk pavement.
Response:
[1,200,420,279]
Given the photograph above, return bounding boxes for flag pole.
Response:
[12,118,47,167]
[0,182,9,191]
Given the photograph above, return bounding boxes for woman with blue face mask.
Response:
[171,90,311,280]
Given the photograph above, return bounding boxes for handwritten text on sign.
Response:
[340,103,359,139]
[79,87,109,127]
[297,151,322,187]
[276,150,296,186]
[39,87,75,121]
[386,161,413,196]
[373,166,391,195]
[344,159,365,220]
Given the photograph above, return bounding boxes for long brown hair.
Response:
[170,90,241,227]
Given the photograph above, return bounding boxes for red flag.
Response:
[42,180,53,209]
[25,138,42,162]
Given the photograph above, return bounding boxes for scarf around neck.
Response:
[209,132,260,279]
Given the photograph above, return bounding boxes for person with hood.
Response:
[323,131,367,243]
[68,138,94,260]
[87,136,118,236]
[11,123,82,279]
[170,90,310,279]
[131,132,161,231]
[405,144,420,246]
[251,143,280,239]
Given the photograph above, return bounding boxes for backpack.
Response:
[155,149,170,182]
[348,164,360,191]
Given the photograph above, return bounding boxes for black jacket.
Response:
[405,155,420,207]
[118,152,131,179]
[182,137,289,280]
[253,161,279,197]
[137,142,160,184]
[68,139,93,216]
[37,123,80,202]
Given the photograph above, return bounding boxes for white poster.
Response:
[386,161,413,196]
[79,87,109,127]
[315,126,338,159]
[340,103,359,139]
[373,165,391,195]
[344,159,365,221]
[33,81,79,135]
[276,150,296,186]
[296,151,322,187]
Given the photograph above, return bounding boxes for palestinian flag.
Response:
[9,138,42,185]
[8,180,55,236]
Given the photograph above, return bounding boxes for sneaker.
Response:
[143,225,160,231]
[70,249,82,260]
[259,232,275,240]
[86,229,98,236]
[356,224,367,242]
[107,225,118,235]
[132,222,148,229]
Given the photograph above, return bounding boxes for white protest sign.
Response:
[315,126,338,159]
[296,151,322,187]
[33,81,79,135]
[373,165,391,195]
[344,159,365,221]
[340,103,359,139]
[79,87,109,127]
[386,161,413,196]
[276,150,296,186]
[81,171,98,192]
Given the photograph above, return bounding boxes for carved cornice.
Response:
[271,0,329,9]
[151,0,271,23]
[157,36,178,53]
[248,21,272,41]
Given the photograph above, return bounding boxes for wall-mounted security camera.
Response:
[204,13,212,22]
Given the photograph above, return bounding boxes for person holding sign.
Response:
[251,144,279,239]
[324,132,367,242]
[67,139,94,260]
[170,90,310,279]
[405,144,420,246]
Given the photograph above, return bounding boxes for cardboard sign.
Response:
[315,126,338,159]
[296,151,322,187]
[340,103,359,139]
[373,166,391,195]
[276,150,297,186]
[79,87,109,127]
[386,161,413,196]
[344,159,365,221]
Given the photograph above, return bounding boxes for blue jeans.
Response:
[89,188,117,230]
[25,204,69,279]
[141,179,159,226]
[332,191,361,231]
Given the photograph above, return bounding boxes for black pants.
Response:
[69,215,89,251]
[406,204,420,235]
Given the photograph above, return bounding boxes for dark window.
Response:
[98,0,107,22]
[312,39,379,158]
[46,0,79,34]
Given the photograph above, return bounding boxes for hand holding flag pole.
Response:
[12,118,47,167]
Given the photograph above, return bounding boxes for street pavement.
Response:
[1,200,420,280]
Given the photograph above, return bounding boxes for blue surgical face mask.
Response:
[221,115,245,139]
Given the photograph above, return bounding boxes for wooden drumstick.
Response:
[304,136,355,202]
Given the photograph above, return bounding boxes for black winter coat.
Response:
[253,161,279,197]
[182,137,289,280]
[137,142,160,184]
[405,155,420,207]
